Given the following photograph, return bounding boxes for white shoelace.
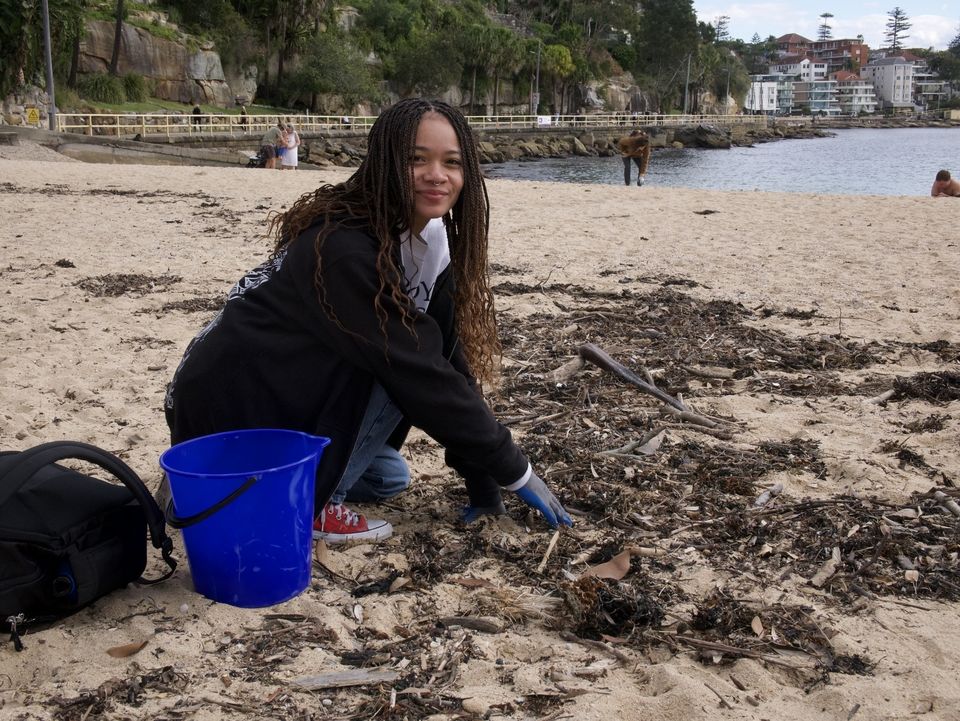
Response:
[330,503,360,527]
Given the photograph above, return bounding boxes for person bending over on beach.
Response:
[618,129,651,186]
[931,169,960,197]
[259,122,284,170]
[164,98,572,544]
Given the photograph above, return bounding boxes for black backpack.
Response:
[0,441,176,651]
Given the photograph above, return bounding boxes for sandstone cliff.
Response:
[78,21,240,106]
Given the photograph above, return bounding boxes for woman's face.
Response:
[411,112,464,233]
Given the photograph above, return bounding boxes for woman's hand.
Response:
[461,501,507,523]
[513,472,572,528]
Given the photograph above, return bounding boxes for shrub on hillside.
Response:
[77,73,126,104]
[122,73,148,102]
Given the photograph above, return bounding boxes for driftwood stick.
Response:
[933,491,960,518]
[659,404,720,430]
[661,421,733,440]
[579,343,689,412]
[652,633,816,670]
[683,365,737,380]
[864,389,896,405]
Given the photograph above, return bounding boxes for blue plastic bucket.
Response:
[159,429,330,608]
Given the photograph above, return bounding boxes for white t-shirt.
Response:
[400,218,450,312]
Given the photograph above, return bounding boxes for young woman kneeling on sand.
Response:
[164,98,571,543]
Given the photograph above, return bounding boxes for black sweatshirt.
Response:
[165,222,527,510]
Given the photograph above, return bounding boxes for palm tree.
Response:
[109,0,124,75]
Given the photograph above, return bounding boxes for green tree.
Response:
[488,27,524,115]
[634,0,700,111]
[541,43,574,112]
[884,7,911,51]
[461,22,495,113]
[818,13,834,41]
[284,31,379,110]
[0,0,85,98]
[109,0,125,75]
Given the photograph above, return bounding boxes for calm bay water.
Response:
[483,127,959,197]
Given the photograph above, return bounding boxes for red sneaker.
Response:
[313,502,393,544]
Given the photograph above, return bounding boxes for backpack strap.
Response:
[0,441,177,582]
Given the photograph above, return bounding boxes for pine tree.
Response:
[884,7,911,51]
[818,13,833,42]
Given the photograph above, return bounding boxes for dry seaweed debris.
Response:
[75,273,181,297]
[153,296,225,314]
[893,371,960,404]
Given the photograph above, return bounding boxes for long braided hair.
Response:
[268,98,500,382]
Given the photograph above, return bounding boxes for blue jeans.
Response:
[330,383,410,505]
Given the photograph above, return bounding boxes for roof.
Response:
[831,70,860,81]
[777,33,811,44]
[775,54,813,65]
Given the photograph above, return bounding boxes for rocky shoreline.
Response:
[306,122,833,168]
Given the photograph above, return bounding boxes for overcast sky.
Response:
[694,1,958,50]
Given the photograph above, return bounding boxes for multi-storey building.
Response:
[793,79,841,115]
[776,35,869,73]
[830,70,878,115]
[808,38,869,73]
[744,73,802,115]
[900,51,948,110]
[744,76,779,113]
[776,34,811,57]
[769,56,829,81]
[860,56,914,112]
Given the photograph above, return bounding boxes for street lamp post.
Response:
[530,41,542,116]
[41,0,57,130]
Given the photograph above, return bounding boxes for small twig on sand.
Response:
[704,682,733,709]
[559,631,631,663]
[536,530,561,573]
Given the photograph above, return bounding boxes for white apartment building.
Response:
[745,76,778,113]
[745,74,797,114]
[793,79,841,115]
[831,71,878,115]
[860,57,914,112]
[768,56,829,82]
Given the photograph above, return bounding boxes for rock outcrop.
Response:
[79,21,241,105]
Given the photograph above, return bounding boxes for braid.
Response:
[267,98,499,382]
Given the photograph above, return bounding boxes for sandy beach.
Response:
[1,140,959,721]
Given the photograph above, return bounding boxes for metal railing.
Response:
[55,112,769,139]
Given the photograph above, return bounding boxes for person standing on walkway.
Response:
[281,123,301,170]
[618,129,651,186]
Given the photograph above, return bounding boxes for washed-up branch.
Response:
[578,343,731,432]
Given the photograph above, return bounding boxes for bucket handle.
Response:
[165,475,258,529]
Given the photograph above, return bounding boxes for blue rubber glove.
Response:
[461,501,507,524]
[513,472,573,528]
